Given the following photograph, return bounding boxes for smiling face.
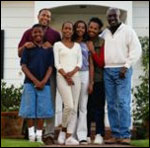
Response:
[32,27,44,43]
[38,10,51,27]
[76,22,86,38]
[107,9,120,27]
[88,22,100,39]
[62,22,73,39]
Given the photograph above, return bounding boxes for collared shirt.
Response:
[21,46,54,85]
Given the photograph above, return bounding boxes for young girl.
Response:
[72,20,94,145]
[19,24,54,143]
[54,22,82,145]
[87,17,105,144]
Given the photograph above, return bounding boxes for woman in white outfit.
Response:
[72,20,94,145]
[54,22,82,145]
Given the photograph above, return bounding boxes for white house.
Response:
[1,1,149,127]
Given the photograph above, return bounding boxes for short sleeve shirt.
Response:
[21,46,54,85]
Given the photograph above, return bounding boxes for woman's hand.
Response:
[88,82,94,94]
[66,77,75,86]
[87,41,95,54]
[63,74,74,86]
[66,71,75,78]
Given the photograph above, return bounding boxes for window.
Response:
[1,30,4,79]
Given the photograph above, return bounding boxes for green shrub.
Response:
[133,37,149,122]
[132,37,149,139]
[1,81,23,112]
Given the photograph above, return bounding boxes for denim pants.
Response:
[19,83,54,118]
[104,67,132,138]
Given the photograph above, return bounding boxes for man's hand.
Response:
[24,42,35,49]
[34,80,42,90]
[39,80,46,89]
[119,67,128,79]
[33,79,46,90]
[18,42,35,57]
[87,41,95,54]
[42,41,52,49]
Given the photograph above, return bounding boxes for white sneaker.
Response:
[87,137,92,144]
[36,135,43,143]
[28,127,35,142]
[65,137,79,145]
[58,131,66,145]
[36,130,43,143]
[94,134,103,144]
[29,135,36,142]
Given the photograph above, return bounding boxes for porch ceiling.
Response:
[51,5,108,14]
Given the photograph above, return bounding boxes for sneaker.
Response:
[29,135,36,142]
[120,138,131,145]
[94,134,103,144]
[87,137,92,144]
[105,137,120,144]
[80,140,88,145]
[65,137,79,145]
[37,135,44,143]
[36,130,43,143]
[28,126,35,142]
[58,131,66,145]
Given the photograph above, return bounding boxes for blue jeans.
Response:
[104,68,132,138]
[19,83,54,119]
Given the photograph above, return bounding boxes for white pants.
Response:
[57,74,81,134]
[77,71,89,141]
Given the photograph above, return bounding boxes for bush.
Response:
[1,81,23,112]
[133,37,149,122]
[132,37,149,139]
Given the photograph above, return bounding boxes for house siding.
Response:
[1,1,34,86]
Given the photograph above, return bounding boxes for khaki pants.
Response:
[43,72,56,138]
[57,74,81,134]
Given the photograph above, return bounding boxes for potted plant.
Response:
[1,81,24,138]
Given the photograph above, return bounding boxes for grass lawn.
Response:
[1,139,44,147]
[1,138,149,147]
[131,139,149,147]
